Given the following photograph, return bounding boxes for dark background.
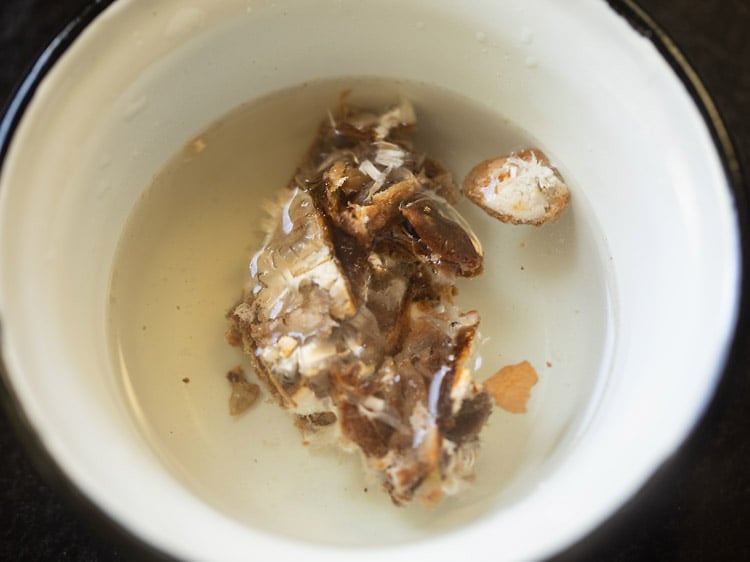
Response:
[1,0,748,560]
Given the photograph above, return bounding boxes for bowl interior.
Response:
[0,0,739,560]
[108,75,615,544]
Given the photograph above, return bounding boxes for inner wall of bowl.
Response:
[0,0,738,560]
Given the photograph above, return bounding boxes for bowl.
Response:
[0,0,741,560]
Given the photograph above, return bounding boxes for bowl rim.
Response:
[0,0,745,560]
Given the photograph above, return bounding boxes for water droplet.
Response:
[415,21,425,29]
[525,56,538,69]
[475,31,486,43]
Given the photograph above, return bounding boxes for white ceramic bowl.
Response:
[0,0,741,560]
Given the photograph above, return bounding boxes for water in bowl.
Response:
[108,77,615,545]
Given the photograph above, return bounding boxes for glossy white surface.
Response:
[0,0,740,560]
